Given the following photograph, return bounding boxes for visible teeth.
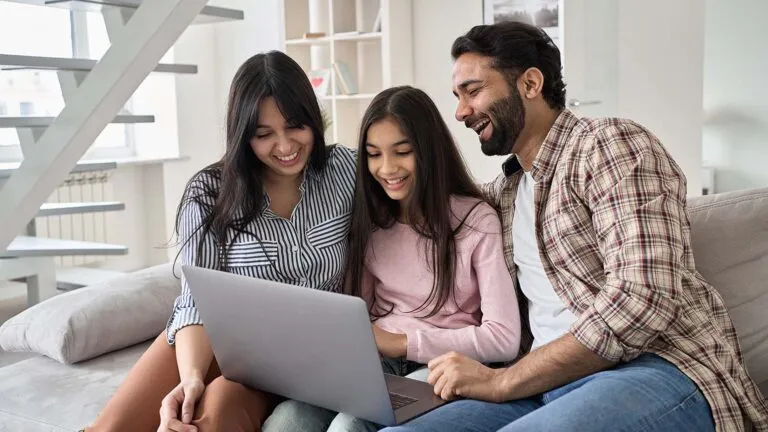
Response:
[472,119,490,134]
[384,177,406,185]
[276,152,298,161]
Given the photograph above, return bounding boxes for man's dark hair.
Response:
[451,21,566,110]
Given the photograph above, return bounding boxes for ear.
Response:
[519,67,545,100]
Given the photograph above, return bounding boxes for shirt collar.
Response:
[502,109,579,182]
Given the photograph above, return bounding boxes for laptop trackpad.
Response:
[384,374,447,424]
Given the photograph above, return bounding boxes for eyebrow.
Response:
[365,139,410,149]
[452,79,483,97]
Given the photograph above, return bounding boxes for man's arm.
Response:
[428,333,614,401]
[430,122,688,401]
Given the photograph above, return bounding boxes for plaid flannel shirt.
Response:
[484,110,768,431]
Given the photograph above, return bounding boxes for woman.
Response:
[263,86,521,432]
[86,51,356,432]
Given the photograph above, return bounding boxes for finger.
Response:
[427,364,444,386]
[166,418,197,432]
[427,353,449,370]
[181,393,197,424]
[440,376,454,400]
[160,400,178,425]
[433,372,448,397]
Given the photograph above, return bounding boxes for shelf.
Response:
[321,93,377,101]
[286,32,381,46]
[332,32,382,42]
[55,266,125,290]
[285,37,331,46]
[0,115,154,128]
[0,54,197,74]
[0,161,117,178]
[37,201,125,217]
[6,0,244,24]
[2,236,128,258]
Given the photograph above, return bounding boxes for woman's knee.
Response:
[263,399,336,432]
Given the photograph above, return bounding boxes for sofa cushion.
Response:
[688,188,768,388]
[0,341,149,431]
[0,263,178,364]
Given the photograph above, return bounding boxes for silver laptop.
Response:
[182,265,447,426]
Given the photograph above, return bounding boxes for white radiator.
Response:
[34,171,114,267]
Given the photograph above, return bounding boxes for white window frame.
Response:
[0,8,137,162]
[72,10,137,161]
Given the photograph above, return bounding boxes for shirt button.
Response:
[291,245,299,252]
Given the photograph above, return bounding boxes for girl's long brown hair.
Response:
[345,86,484,318]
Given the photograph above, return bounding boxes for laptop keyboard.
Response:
[389,392,418,410]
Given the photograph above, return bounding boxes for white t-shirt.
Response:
[512,171,577,350]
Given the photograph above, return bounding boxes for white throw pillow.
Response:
[0,263,179,364]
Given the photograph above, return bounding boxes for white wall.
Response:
[702,0,768,193]
[412,0,503,182]
[616,0,705,197]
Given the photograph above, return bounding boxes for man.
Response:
[383,22,768,432]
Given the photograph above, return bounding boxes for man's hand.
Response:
[372,325,408,358]
[427,351,506,402]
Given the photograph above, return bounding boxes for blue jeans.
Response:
[382,354,715,432]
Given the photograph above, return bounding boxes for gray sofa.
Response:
[1,188,767,431]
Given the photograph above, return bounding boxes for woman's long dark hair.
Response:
[345,86,484,318]
[173,51,328,267]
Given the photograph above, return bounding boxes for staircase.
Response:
[0,0,243,305]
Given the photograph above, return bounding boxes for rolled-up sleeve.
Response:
[166,178,219,345]
[570,123,686,362]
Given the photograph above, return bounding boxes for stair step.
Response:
[2,236,128,258]
[37,201,125,217]
[0,54,198,74]
[8,0,244,23]
[0,115,154,128]
[55,266,125,290]
[0,161,117,179]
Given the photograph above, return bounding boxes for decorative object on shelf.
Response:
[281,0,414,147]
[333,62,358,95]
[372,8,382,32]
[483,0,560,48]
[308,69,332,97]
[303,31,327,39]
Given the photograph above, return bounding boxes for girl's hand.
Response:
[372,325,408,358]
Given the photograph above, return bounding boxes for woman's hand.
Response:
[372,325,408,358]
[158,376,205,432]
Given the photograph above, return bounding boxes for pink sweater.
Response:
[362,197,521,364]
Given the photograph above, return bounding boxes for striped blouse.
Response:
[166,145,357,344]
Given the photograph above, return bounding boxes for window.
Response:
[19,102,34,116]
[0,3,71,160]
[0,3,140,162]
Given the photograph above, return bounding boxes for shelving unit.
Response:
[280,0,413,148]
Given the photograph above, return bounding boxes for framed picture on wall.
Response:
[483,0,561,49]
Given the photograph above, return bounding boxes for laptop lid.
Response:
[182,265,397,425]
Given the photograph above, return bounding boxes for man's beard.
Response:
[479,87,526,156]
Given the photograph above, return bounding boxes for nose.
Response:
[275,133,293,154]
[455,97,472,122]
[379,155,398,175]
